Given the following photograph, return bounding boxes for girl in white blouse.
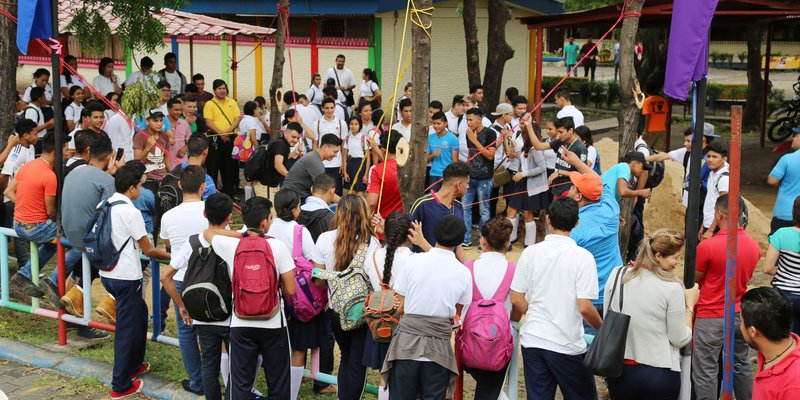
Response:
[64,86,85,132]
[359,68,381,111]
[306,73,324,108]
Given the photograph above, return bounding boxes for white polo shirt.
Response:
[556,105,585,128]
[313,116,347,168]
[703,164,730,228]
[160,201,209,281]
[266,218,324,264]
[390,121,412,143]
[98,192,149,281]
[393,248,472,319]
[169,233,231,327]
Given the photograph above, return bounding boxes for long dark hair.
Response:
[63,55,77,85]
[522,122,540,154]
[382,212,410,286]
[363,68,379,86]
[575,125,593,146]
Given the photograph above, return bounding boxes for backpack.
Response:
[83,200,132,271]
[243,144,268,183]
[181,234,233,322]
[156,164,184,214]
[232,233,281,320]
[232,131,255,162]
[456,260,516,372]
[362,251,400,343]
[297,208,334,242]
[635,142,665,189]
[315,243,371,331]
[284,225,328,322]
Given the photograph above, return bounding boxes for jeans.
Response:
[4,201,29,267]
[584,64,596,81]
[14,220,82,284]
[331,316,367,400]
[462,178,492,244]
[777,288,800,336]
[173,280,203,391]
[101,277,147,393]
[691,315,753,400]
[196,324,230,400]
[389,359,450,400]
[606,363,680,400]
[566,64,578,76]
[521,347,597,400]
[325,167,344,197]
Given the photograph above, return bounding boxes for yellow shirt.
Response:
[203,97,240,133]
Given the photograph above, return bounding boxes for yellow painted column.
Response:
[255,41,263,97]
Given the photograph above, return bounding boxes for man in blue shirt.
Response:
[562,149,622,335]
[409,162,468,259]
[179,134,216,200]
[768,128,800,235]
[601,152,652,202]
[427,111,459,191]
[564,37,581,76]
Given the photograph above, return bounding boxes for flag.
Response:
[663,0,719,100]
[16,0,52,55]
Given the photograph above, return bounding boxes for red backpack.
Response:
[232,233,281,320]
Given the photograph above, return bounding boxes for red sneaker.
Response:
[110,379,143,399]
[130,362,150,380]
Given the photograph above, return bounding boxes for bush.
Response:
[579,80,592,107]
[606,80,620,108]
[737,51,747,63]
[709,51,722,66]
[542,76,561,96]
[706,83,724,109]
[768,88,786,115]
[590,81,608,109]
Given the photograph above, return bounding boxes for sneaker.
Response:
[250,388,267,400]
[110,379,143,399]
[461,242,473,250]
[130,362,150,380]
[77,326,109,340]
[41,279,62,308]
[95,296,116,324]
[181,379,204,395]
[11,272,45,298]
[61,286,84,317]
[314,385,337,395]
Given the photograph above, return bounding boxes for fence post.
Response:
[30,242,39,309]
[151,258,161,340]
[506,326,520,400]
[56,239,67,346]
[1,234,8,305]
[81,254,92,323]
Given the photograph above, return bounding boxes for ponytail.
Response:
[382,212,410,286]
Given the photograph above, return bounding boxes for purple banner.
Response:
[663,0,719,100]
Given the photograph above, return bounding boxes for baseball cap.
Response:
[703,122,720,138]
[490,103,513,116]
[568,171,603,202]
[792,127,800,136]
[147,108,164,119]
[623,151,651,169]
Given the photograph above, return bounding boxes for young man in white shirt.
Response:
[0,119,38,268]
[322,86,350,121]
[123,56,159,92]
[206,197,297,399]
[391,98,413,142]
[22,87,53,137]
[554,87,585,128]
[313,97,348,196]
[101,163,171,399]
[510,196,602,400]
[324,54,356,106]
[159,165,208,396]
[158,52,187,96]
[445,95,466,135]
[701,141,729,240]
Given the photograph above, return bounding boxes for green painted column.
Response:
[220,37,230,85]
[371,18,382,84]
[125,43,133,78]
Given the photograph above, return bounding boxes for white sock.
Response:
[378,386,390,400]
[221,352,230,388]
[290,366,304,400]
[245,186,253,200]
[524,221,537,247]
[508,215,519,243]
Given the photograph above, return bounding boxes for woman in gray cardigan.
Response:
[603,228,700,400]
[511,120,550,247]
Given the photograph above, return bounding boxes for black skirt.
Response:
[362,333,390,369]
[346,157,367,192]
[504,170,527,211]
[286,305,324,350]
[524,190,552,212]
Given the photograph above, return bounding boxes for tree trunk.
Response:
[462,0,481,88]
[269,0,289,138]
[481,0,515,114]
[617,0,645,261]
[743,24,764,131]
[0,2,17,148]
[398,0,432,212]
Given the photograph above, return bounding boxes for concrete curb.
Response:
[0,337,199,400]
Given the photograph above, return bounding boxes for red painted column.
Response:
[310,17,319,74]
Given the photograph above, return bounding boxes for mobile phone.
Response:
[115,148,124,161]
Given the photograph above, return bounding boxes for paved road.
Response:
[0,358,151,400]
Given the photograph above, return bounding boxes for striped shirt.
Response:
[770,227,800,294]
[409,191,463,252]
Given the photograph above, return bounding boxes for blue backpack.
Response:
[83,200,132,271]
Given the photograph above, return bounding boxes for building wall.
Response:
[378,0,536,106]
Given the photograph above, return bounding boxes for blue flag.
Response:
[16,0,52,55]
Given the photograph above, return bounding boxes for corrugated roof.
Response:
[59,2,275,37]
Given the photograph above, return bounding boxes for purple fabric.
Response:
[664,0,719,100]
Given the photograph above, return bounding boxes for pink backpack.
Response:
[284,225,328,322]
[232,233,280,320]
[456,260,516,372]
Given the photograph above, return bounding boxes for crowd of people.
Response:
[4,47,800,400]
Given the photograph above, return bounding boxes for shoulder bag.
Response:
[583,266,630,377]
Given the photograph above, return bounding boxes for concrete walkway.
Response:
[0,358,129,400]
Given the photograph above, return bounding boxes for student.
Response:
[64,85,85,132]
[312,97,348,196]
[768,128,800,234]
[554,87,584,127]
[93,57,123,97]
[763,196,800,335]
[101,163,171,399]
[159,166,208,396]
[603,229,698,400]
[701,142,729,239]
[504,87,519,105]
[165,98,191,164]
[601,152,653,202]
[64,130,92,176]
[445,95,466,135]
[191,74,214,110]
[576,126,600,173]
[510,120,550,247]
[359,68,381,111]
[297,173,337,241]
[381,215,471,399]
[641,82,669,152]
[461,217,517,399]
[123,56,159,90]
[82,101,108,137]
[580,36,598,81]
[6,131,82,305]
[462,108,497,249]
[343,116,369,194]
[366,130,403,219]
[0,119,38,268]
[563,37,581,76]
[158,52,187,96]
[457,96,492,163]
[427,111,459,191]
[208,197,297,399]
[470,84,485,107]
[23,86,53,137]
[253,96,271,139]
[282,133,342,200]
[489,103,515,218]
[268,190,327,400]
[390,98,413,142]
[22,68,54,106]
[203,79,242,199]
[693,194,761,400]
[180,134,216,200]
[237,101,261,200]
[166,192,233,400]
[105,106,135,163]
[260,122,303,199]
[133,109,172,193]
[307,73,324,108]
[316,195,381,400]
[740,287,800,400]
[181,96,208,136]
[524,114,588,198]
[409,161,468,254]
[510,197,602,400]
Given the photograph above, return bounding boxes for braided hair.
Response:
[382,212,411,286]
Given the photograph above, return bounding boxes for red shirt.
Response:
[695,228,762,318]
[753,333,800,400]
[367,159,403,218]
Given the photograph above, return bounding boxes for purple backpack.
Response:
[284,225,328,322]
[456,260,516,372]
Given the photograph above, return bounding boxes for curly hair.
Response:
[331,194,374,271]
[382,212,410,286]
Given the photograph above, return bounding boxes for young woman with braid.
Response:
[364,211,411,400]
[315,194,381,400]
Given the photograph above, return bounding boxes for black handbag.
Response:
[583,266,631,378]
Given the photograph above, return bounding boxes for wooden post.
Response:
[528,28,537,106]
[269,0,290,136]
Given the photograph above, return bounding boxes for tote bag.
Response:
[583,266,630,377]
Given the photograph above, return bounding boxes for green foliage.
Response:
[541,76,561,96]
[709,51,722,65]
[606,80,620,108]
[579,80,592,107]
[590,80,608,108]
[564,0,622,12]
[705,83,724,108]
[65,0,188,55]
[722,53,734,66]
[120,77,161,118]
[768,88,786,115]
[737,51,747,63]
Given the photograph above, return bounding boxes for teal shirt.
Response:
[601,163,632,202]
[564,43,581,65]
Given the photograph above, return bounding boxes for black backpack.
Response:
[635,142,665,189]
[244,142,282,187]
[156,164,184,215]
[181,234,233,322]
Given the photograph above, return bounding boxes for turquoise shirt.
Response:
[601,163,632,202]
[564,43,581,65]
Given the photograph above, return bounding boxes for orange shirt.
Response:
[642,95,668,133]
[14,158,56,223]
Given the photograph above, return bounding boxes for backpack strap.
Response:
[292,224,304,260]
[490,261,517,303]
[372,250,390,290]
[716,171,730,192]
[464,260,484,302]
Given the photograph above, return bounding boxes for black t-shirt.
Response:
[467,127,497,180]
[268,136,291,179]
[549,137,588,195]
